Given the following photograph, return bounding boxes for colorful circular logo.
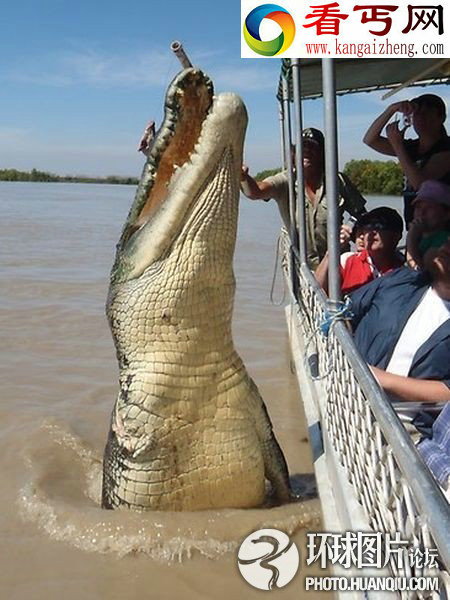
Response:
[243,4,296,56]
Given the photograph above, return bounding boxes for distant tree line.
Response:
[2,159,403,194]
[343,160,403,196]
[254,159,403,195]
[0,168,138,186]
[254,167,282,181]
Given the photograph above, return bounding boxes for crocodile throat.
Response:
[101,67,291,511]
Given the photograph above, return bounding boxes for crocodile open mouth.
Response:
[122,69,214,244]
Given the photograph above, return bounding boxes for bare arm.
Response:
[240,165,274,200]
[371,366,450,403]
[315,252,330,294]
[363,101,412,156]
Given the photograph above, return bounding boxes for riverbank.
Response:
[0,168,138,185]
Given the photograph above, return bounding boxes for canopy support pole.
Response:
[282,77,299,297]
[291,59,307,266]
[322,59,341,306]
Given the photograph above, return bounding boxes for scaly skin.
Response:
[102,68,291,510]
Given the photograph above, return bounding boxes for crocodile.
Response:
[101,67,291,511]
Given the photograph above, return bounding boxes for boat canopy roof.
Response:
[278,58,450,100]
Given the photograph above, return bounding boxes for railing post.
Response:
[282,76,299,297]
[291,59,307,266]
[322,59,341,306]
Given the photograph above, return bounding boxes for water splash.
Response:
[19,420,321,562]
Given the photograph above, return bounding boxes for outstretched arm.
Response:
[240,165,275,200]
[370,366,450,403]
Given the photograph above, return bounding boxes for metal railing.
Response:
[282,230,450,599]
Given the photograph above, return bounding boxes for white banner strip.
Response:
[241,0,450,58]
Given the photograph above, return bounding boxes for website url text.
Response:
[305,38,445,57]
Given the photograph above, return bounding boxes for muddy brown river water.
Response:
[0,180,359,599]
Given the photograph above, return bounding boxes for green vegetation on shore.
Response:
[2,159,403,195]
[343,160,402,195]
[255,159,403,196]
[254,168,283,181]
[0,168,139,185]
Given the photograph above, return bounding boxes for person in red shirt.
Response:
[316,207,404,295]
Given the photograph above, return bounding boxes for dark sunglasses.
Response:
[360,222,392,233]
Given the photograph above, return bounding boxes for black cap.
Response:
[357,207,403,234]
[302,127,324,148]
[412,94,447,120]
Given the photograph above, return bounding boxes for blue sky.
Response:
[2,0,450,177]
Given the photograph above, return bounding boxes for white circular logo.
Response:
[237,528,300,590]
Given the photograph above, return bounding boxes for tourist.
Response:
[240,128,366,270]
[363,94,450,226]
[315,207,404,295]
[350,237,450,404]
[406,180,450,270]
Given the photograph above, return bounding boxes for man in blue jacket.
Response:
[350,237,450,404]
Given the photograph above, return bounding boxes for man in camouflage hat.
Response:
[240,127,366,270]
